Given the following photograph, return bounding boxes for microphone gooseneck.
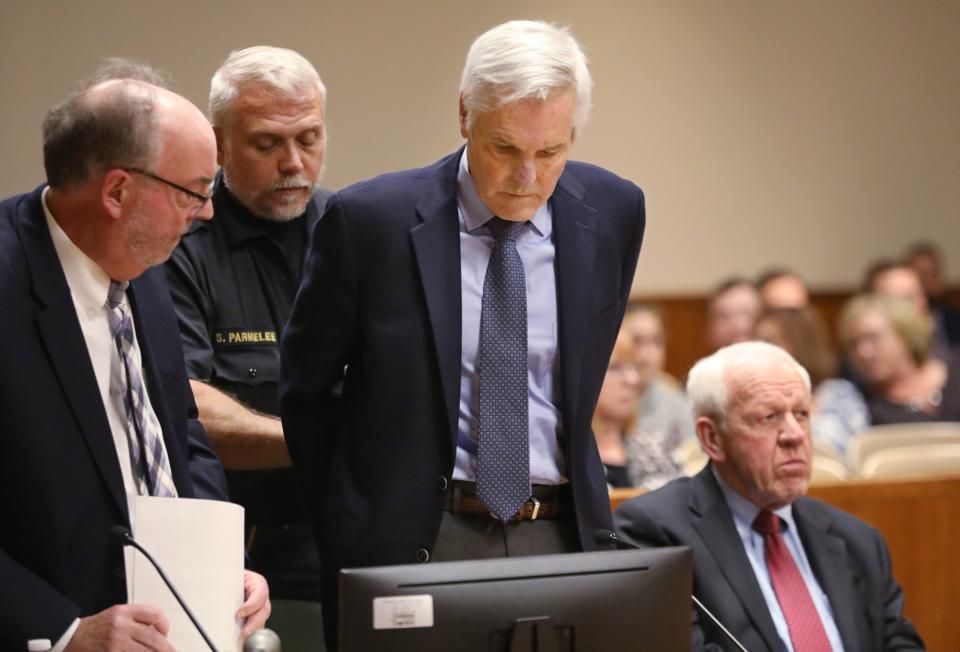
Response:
[112,525,220,652]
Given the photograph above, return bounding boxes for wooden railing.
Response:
[610,475,960,651]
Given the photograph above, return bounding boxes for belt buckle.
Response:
[529,496,541,521]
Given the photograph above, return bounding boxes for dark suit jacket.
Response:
[281,149,644,570]
[0,187,228,648]
[614,466,925,651]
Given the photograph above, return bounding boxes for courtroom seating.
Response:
[859,443,960,480]
[812,439,846,464]
[848,422,960,472]
[675,437,707,476]
[810,455,850,483]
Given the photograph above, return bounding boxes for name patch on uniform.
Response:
[213,328,278,346]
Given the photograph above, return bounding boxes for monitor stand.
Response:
[494,616,574,652]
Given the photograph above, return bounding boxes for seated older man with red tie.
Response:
[614,341,925,651]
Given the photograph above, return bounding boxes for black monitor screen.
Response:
[340,547,692,651]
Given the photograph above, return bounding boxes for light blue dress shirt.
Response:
[713,467,845,652]
[453,149,566,485]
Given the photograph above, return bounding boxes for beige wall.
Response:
[1,0,957,294]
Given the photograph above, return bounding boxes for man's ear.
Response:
[696,416,726,462]
[458,95,469,139]
[101,169,133,221]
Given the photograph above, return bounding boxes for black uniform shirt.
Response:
[165,178,329,524]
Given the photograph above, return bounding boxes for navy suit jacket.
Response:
[281,149,644,571]
[0,187,227,647]
[614,466,925,651]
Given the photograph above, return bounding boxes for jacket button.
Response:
[416,548,430,563]
[248,368,258,378]
[114,564,125,579]
[437,475,448,491]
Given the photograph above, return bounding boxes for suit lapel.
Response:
[794,499,863,651]
[690,469,783,651]
[17,188,128,517]
[127,274,192,495]
[410,151,463,451]
[551,171,597,445]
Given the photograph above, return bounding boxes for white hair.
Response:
[209,46,326,127]
[459,20,592,136]
[686,341,812,423]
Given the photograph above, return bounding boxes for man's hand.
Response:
[237,569,271,638]
[65,604,174,652]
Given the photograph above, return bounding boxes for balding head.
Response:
[43,61,216,280]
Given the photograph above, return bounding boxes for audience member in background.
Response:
[614,342,925,651]
[865,260,956,363]
[706,277,762,351]
[592,329,685,489]
[756,268,810,310]
[623,303,696,454]
[839,294,960,425]
[905,241,960,347]
[592,331,641,488]
[754,307,870,457]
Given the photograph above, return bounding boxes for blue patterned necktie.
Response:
[476,217,531,521]
[106,280,177,497]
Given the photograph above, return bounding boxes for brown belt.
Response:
[446,480,571,521]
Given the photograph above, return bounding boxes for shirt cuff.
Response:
[49,618,80,652]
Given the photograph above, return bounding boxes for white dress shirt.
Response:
[41,188,174,651]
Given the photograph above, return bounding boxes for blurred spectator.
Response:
[756,267,810,309]
[905,242,960,347]
[623,304,696,474]
[706,277,762,351]
[905,241,950,304]
[754,307,870,456]
[865,260,956,362]
[593,327,687,489]
[839,294,960,425]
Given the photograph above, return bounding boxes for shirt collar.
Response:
[712,464,796,536]
[456,147,549,237]
[42,186,115,316]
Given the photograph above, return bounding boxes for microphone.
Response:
[593,528,634,550]
[111,525,219,652]
[243,628,282,652]
[594,529,749,652]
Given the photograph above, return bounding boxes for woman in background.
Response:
[592,306,690,489]
[839,294,960,425]
[623,304,696,460]
[592,330,640,488]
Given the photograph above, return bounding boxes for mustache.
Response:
[269,175,313,191]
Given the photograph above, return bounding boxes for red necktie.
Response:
[753,510,832,652]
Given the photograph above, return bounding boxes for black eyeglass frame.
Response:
[124,167,214,207]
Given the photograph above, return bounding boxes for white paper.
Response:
[373,594,435,630]
[127,495,245,651]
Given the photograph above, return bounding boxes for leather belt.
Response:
[446,480,571,521]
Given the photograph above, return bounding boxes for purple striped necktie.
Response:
[106,280,177,498]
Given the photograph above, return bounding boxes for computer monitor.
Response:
[340,547,693,651]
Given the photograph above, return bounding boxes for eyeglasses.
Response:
[125,167,213,213]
